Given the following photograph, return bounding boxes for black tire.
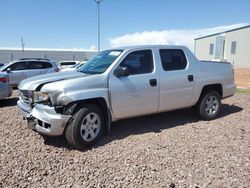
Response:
[65,104,104,149]
[196,91,221,120]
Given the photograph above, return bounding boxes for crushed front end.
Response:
[18,90,71,136]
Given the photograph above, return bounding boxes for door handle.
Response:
[149,79,157,87]
[188,75,194,82]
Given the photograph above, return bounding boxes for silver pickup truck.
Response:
[18,45,236,149]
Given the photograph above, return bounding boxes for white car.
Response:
[58,61,80,69]
[0,72,12,100]
[60,61,86,72]
[0,58,59,87]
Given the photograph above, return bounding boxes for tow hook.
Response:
[26,115,36,130]
[26,114,33,121]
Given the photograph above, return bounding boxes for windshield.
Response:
[77,50,123,74]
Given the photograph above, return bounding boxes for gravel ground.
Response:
[0,91,249,188]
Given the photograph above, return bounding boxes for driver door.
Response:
[109,50,159,119]
[4,61,28,86]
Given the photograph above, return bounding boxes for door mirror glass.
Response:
[6,68,11,73]
[114,66,130,78]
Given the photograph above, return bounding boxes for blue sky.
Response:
[0,0,250,50]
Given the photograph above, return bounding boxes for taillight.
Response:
[0,77,8,83]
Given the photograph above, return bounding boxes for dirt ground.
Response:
[234,68,250,89]
[0,91,250,187]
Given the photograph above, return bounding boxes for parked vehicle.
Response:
[17,45,236,149]
[60,61,86,72]
[0,58,59,87]
[58,61,80,69]
[0,72,12,100]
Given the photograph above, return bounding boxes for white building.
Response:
[0,47,97,64]
[194,25,250,68]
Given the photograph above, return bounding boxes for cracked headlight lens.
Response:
[33,92,50,103]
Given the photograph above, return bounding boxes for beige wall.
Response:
[224,27,250,68]
[195,26,250,68]
[195,36,216,60]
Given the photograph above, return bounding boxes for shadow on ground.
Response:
[43,103,243,151]
[0,97,18,107]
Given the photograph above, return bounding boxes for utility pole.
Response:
[95,0,103,52]
[21,37,25,57]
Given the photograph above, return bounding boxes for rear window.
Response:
[159,49,187,71]
[42,61,53,68]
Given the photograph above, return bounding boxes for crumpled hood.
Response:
[18,71,89,91]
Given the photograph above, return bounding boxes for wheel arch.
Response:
[195,84,222,120]
[64,97,111,132]
[196,83,223,105]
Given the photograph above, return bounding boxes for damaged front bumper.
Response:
[17,100,71,136]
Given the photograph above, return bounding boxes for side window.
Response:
[120,50,153,75]
[160,49,187,71]
[42,61,53,69]
[60,62,76,66]
[6,61,28,71]
[231,41,237,54]
[28,61,43,69]
[209,43,214,55]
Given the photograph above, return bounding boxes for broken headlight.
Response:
[33,92,50,103]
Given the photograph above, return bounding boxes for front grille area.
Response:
[19,90,32,104]
[37,119,51,129]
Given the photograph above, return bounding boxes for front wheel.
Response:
[65,104,104,149]
[196,91,221,120]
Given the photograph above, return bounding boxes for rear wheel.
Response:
[196,91,221,120]
[65,104,104,149]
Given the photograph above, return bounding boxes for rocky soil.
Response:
[0,91,249,187]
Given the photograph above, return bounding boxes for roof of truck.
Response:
[111,44,187,50]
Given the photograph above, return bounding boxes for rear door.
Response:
[27,61,54,77]
[42,61,54,73]
[158,49,195,111]
[27,61,44,78]
[109,49,159,119]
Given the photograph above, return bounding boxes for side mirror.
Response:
[114,66,129,78]
[6,68,11,73]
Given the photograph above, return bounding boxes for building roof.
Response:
[0,47,97,52]
[195,25,250,40]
